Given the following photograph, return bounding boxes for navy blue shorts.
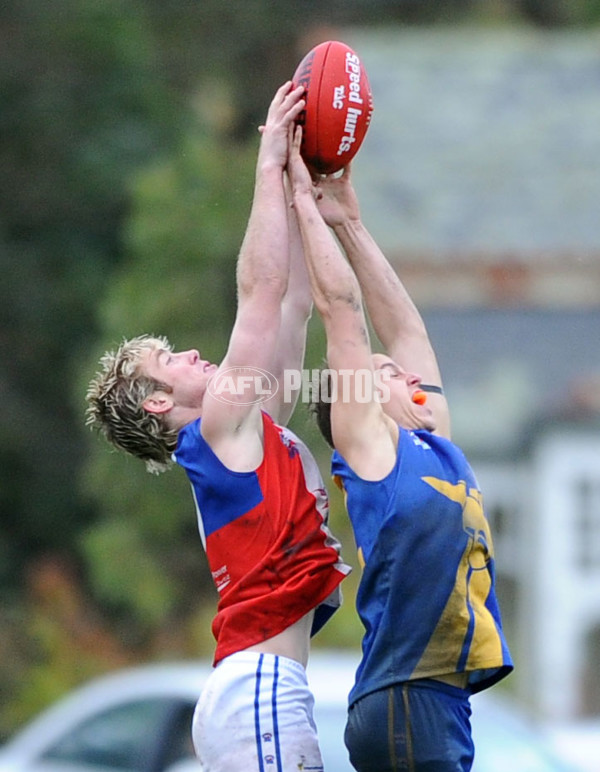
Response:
[344,679,474,771]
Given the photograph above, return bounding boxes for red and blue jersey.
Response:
[174,411,350,665]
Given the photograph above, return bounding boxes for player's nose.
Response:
[177,349,199,363]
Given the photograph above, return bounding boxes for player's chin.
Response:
[423,417,437,433]
[404,413,435,433]
[413,410,436,433]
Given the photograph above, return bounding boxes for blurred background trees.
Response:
[1,0,599,739]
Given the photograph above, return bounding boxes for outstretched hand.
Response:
[257,82,305,170]
[315,164,361,227]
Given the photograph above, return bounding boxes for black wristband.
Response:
[420,384,444,395]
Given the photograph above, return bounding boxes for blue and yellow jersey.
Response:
[332,428,513,705]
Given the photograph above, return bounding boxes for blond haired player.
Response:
[86,84,350,772]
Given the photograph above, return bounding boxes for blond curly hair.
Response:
[85,335,180,474]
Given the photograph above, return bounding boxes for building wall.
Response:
[476,427,600,720]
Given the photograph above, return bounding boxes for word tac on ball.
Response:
[292,40,374,175]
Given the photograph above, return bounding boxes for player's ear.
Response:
[143,391,173,415]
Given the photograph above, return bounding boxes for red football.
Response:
[292,40,374,175]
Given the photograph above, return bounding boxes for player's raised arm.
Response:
[200,83,305,441]
[288,126,397,479]
[266,175,313,427]
[316,165,450,439]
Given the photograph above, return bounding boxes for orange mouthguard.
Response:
[412,390,427,405]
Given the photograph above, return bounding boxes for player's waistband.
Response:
[217,650,307,678]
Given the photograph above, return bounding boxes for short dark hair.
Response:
[309,369,334,449]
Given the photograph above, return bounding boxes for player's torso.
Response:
[174,412,349,662]
[334,429,512,701]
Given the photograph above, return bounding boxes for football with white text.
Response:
[292,40,373,175]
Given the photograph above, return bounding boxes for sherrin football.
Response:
[292,40,374,175]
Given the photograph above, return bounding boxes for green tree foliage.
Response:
[0,0,190,733]
[0,0,185,588]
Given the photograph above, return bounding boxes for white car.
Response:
[545,719,600,772]
[0,651,581,772]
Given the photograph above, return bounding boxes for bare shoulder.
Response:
[335,410,399,482]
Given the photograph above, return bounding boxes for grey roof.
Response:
[344,28,600,256]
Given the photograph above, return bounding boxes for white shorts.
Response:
[192,651,324,772]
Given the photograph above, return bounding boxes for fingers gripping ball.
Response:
[292,40,374,175]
